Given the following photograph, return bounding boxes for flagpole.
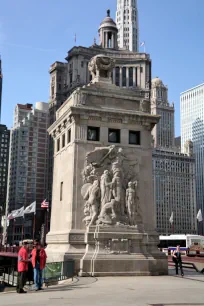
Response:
[172,223,174,234]
[46,209,49,235]
[33,214,36,240]
[200,221,203,236]
[12,219,15,245]
[21,222,24,241]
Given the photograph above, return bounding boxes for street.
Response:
[1,269,204,306]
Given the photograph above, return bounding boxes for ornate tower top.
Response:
[99,10,118,49]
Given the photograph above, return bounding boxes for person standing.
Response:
[173,245,184,277]
[16,241,29,294]
[31,242,47,291]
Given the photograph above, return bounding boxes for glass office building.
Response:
[180,83,204,229]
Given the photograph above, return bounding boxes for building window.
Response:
[122,67,126,87]
[60,182,63,201]
[62,134,65,148]
[129,67,133,87]
[57,138,60,152]
[70,73,73,85]
[81,61,84,68]
[108,129,120,143]
[68,129,71,143]
[87,127,100,141]
[129,131,140,145]
[115,67,120,86]
[135,67,137,87]
[51,86,54,97]
[58,84,61,90]
[140,67,143,73]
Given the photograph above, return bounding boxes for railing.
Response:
[0,245,20,254]
[169,260,204,274]
[0,245,34,255]
[0,265,18,287]
[44,260,75,287]
[0,260,75,288]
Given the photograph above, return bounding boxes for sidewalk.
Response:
[0,270,204,306]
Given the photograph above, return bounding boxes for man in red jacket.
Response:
[16,241,29,294]
[31,242,47,291]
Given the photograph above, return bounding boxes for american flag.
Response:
[41,199,49,209]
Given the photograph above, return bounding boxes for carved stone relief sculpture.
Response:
[81,146,141,227]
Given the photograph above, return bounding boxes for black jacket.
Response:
[173,251,182,263]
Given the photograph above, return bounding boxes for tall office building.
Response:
[0,125,10,242]
[6,102,49,243]
[0,57,2,122]
[152,77,197,234]
[180,83,204,228]
[152,147,197,234]
[151,77,175,148]
[116,0,139,52]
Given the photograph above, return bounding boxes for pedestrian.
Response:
[172,245,184,277]
[16,241,29,294]
[31,242,47,291]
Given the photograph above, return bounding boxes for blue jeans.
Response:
[34,264,43,289]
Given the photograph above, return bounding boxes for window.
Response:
[122,67,126,87]
[135,67,137,87]
[129,131,140,145]
[115,67,120,86]
[57,138,60,152]
[108,129,120,143]
[70,73,73,85]
[51,86,54,97]
[81,61,84,68]
[60,182,63,201]
[67,129,71,143]
[58,84,61,90]
[62,134,65,148]
[87,127,100,141]
[129,67,133,87]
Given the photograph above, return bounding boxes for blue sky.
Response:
[0,0,204,136]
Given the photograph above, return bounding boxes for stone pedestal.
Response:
[79,226,167,276]
[46,55,168,276]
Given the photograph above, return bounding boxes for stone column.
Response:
[106,32,109,48]
[126,67,129,88]
[137,66,140,88]
[119,67,122,87]
[112,68,116,85]
[111,34,114,48]
[133,67,136,87]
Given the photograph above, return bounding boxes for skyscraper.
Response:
[151,77,175,148]
[151,77,197,234]
[116,0,139,52]
[0,124,10,243]
[0,57,2,122]
[5,102,49,243]
[180,83,204,229]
